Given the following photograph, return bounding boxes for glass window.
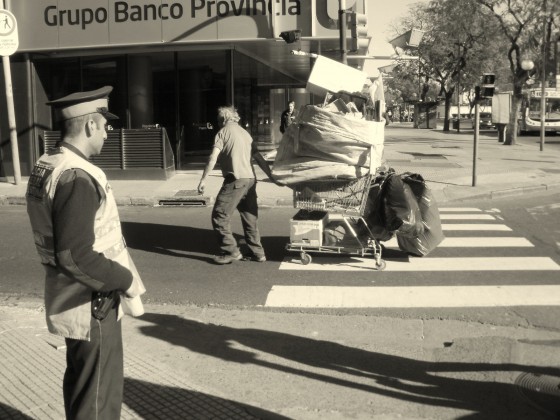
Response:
[35,55,126,130]
[82,56,126,129]
[152,52,177,135]
[233,51,303,148]
[176,50,228,152]
[548,98,560,119]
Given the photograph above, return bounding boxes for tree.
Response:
[476,0,556,145]
[388,0,508,131]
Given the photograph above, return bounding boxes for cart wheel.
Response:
[374,259,386,271]
[300,252,312,265]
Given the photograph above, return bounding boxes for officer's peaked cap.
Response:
[47,86,119,121]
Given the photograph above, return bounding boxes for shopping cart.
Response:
[286,174,386,270]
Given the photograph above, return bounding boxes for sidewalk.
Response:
[1,298,560,419]
[2,126,560,207]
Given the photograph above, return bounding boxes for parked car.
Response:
[472,112,495,130]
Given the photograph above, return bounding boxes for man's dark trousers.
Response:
[212,176,265,258]
[63,303,123,420]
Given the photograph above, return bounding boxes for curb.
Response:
[0,196,26,206]
[2,182,559,208]
[438,182,560,203]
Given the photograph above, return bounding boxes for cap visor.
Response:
[102,111,119,120]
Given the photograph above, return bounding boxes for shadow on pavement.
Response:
[123,378,289,420]
[0,402,34,420]
[138,313,560,418]
[122,221,215,263]
[121,221,289,263]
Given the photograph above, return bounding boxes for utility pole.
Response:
[338,0,347,65]
[539,0,547,152]
[456,43,461,133]
[473,97,480,187]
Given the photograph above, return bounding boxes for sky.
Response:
[363,0,428,74]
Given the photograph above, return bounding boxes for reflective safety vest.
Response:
[26,146,142,340]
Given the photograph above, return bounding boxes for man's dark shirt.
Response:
[280,109,295,134]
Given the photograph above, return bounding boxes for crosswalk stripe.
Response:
[264,285,560,308]
[439,208,484,212]
[383,237,534,248]
[439,207,482,212]
[274,207,560,308]
[440,214,496,220]
[279,256,560,271]
[442,224,511,231]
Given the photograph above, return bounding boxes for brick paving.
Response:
[0,308,258,420]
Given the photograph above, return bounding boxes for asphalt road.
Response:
[1,190,560,328]
[2,190,560,419]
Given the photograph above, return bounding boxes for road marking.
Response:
[439,208,483,212]
[442,224,511,231]
[279,257,560,271]
[383,237,534,248]
[440,214,496,220]
[264,285,560,308]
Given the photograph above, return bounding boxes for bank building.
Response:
[0,0,369,180]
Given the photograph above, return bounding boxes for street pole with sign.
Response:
[0,6,20,184]
[473,98,479,187]
[473,74,495,187]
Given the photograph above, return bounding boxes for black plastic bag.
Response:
[383,174,424,238]
[363,170,423,240]
[397,173,445,256]
[363,172,393,241]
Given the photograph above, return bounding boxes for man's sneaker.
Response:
[244,254,266,262]
[213,253,243,265]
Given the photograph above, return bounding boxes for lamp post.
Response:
[521,59,535,74]
[520,59,535,143]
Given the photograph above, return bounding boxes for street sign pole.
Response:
[2,55,20,184]
[473,101,480,187]
[0,5,20,185]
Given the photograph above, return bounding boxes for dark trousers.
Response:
[63,305,123,420]
[212,177,265,258]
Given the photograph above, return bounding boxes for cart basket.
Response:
[292,175,373,215]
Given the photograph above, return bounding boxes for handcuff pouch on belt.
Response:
[92,291,117,320]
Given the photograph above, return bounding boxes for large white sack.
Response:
[272,125,350,184]
[294,105,384,165]
[272,105,385,185]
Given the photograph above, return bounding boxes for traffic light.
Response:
[480,73,495,98]
[349,12,369,53]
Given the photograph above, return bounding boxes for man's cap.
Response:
[46,86,119,121]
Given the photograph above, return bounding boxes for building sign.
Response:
[531,89,560,98]
[8,0,363,52]
[0,8,18,56]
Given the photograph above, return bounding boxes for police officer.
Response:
[26,86,145,419]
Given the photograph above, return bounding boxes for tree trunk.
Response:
[443,92,454,132]
[505,80,525,145]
